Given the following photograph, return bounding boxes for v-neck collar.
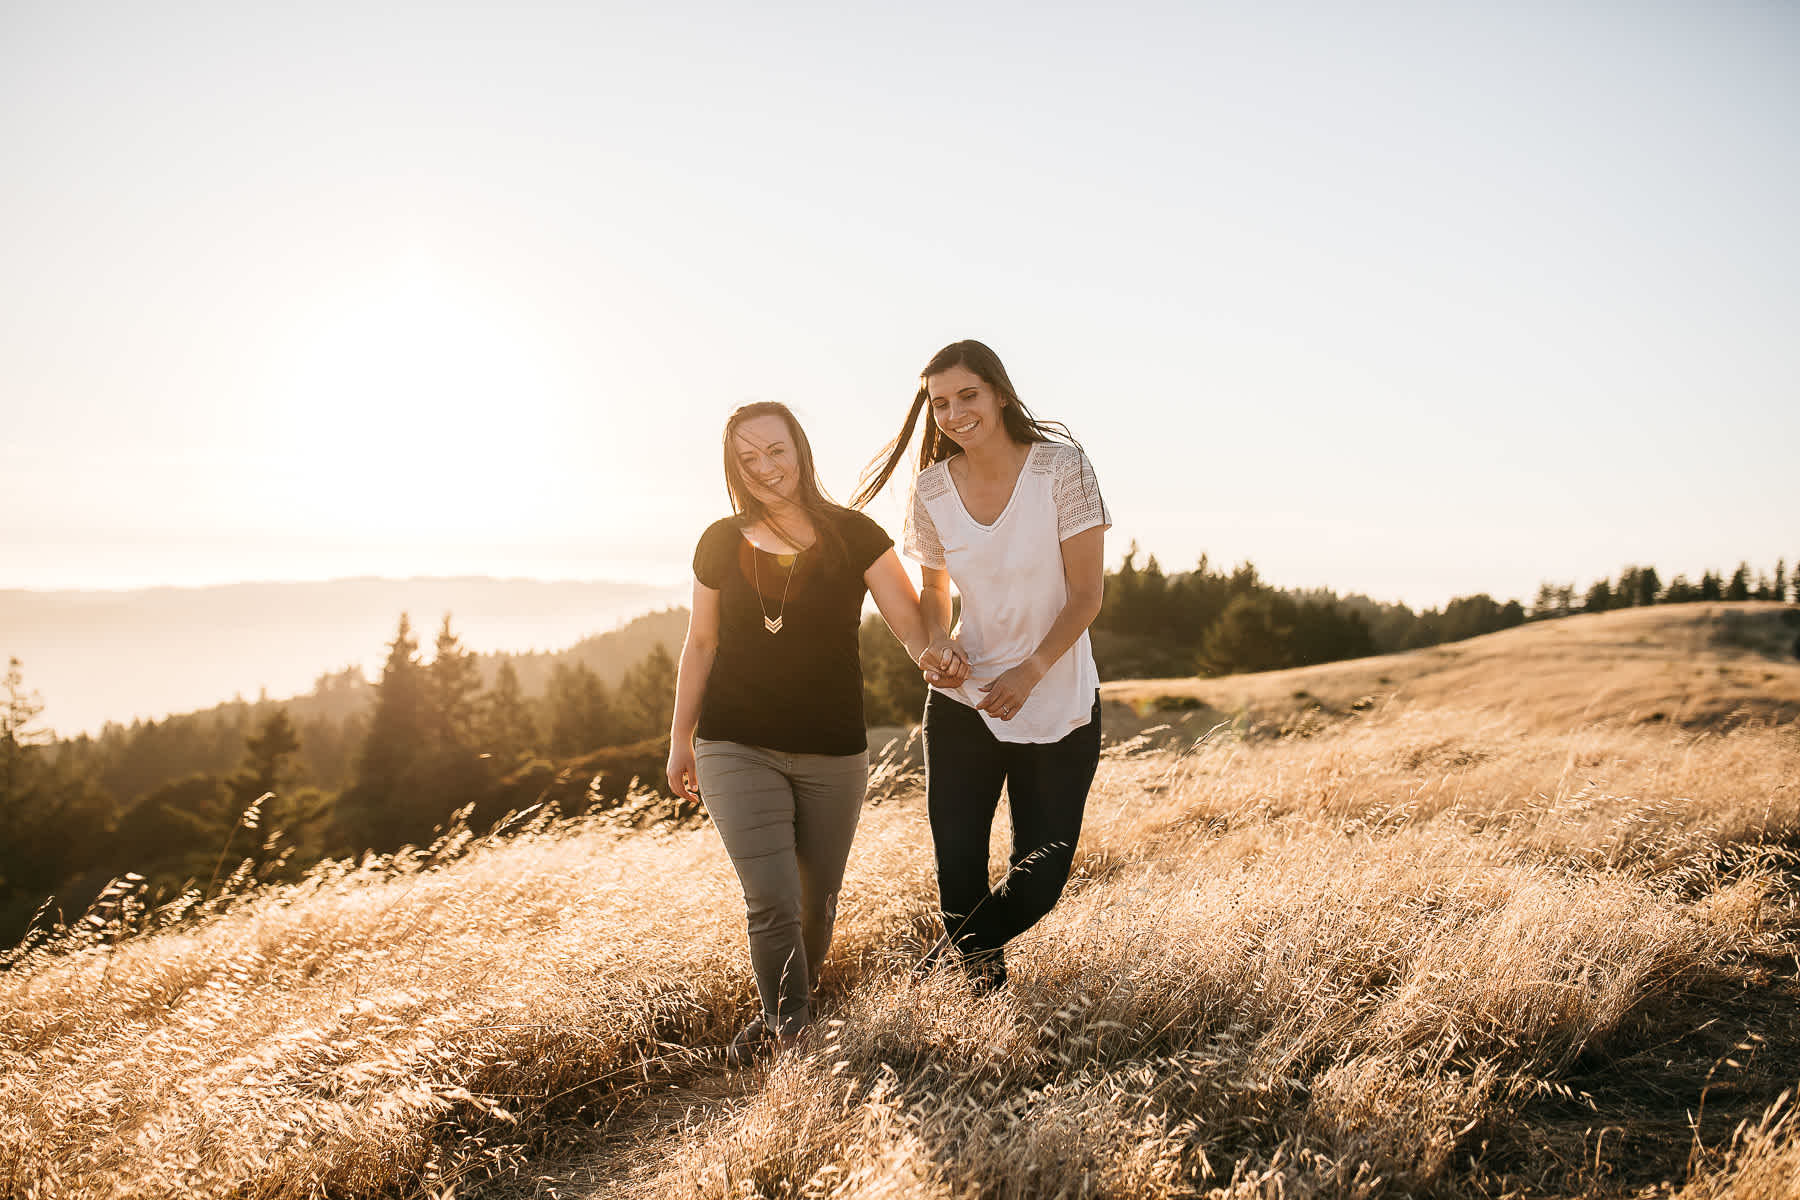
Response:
[946,441,1040,531]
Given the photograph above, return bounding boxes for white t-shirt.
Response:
[902,440,1111,743]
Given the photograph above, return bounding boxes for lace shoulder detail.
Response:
[914,462,954,501]
[902,465,950,567]
[1047,443,1111,541]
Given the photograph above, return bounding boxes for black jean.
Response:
[923,689,1102,972]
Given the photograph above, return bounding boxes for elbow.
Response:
[1074,587,1104,630]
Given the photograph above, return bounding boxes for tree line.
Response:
[5,551,1794,950]
[1086,549,1794,681]
[1,610,688,950]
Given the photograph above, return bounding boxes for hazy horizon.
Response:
[3,575,688,737]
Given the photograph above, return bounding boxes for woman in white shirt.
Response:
[853,339,1110,992]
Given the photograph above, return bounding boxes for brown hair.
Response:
[722,401,846,561]
[852,339,1073,508]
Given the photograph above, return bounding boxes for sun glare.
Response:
[265,264,565,540]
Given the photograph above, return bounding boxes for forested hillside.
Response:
[3,551,1793,952]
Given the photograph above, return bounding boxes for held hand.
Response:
[977,659,1046,721]
[666,742,700,802]
[921,634,970,689]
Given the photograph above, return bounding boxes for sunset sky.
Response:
[5,0,1796,610]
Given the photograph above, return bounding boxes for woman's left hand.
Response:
[977,659,1045,721]
[922,633,970,689]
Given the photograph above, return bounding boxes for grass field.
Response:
[4,604,1798,1198]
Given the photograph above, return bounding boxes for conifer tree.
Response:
[1106,542,1142,634]
[1635,566,1662,608]
[859,613,928,726]
[1201,593,1296,675]
[1583,579,1614,613]
[223,709,331,871]
[1138,554,1169,638]
[427,614,481,749]
[335,614,431,853]
[544,662,614,757]
[1663,575,1698,603]
[0,657,44,802]
[233,709,301,802]
[1700,570,1723,602]
[614,644,678,743]
[0,659,107,930]
[477,660,539,768]
[1726,563,1752,602]
[1615,568,1641,609]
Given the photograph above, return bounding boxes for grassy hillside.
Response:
[3,605,1798,1199]
[1104,601,1800,738]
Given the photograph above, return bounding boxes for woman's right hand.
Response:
[922,633,970,689]
[666,741,700,801]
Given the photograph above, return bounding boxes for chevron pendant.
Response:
[764,615,783,634]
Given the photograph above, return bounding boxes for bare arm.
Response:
[866,550,929,663]
[976,524,1106,719]
[919,563,956,641]
[868,551,969,684]
[666,579,720,799]
[916,563,970,685]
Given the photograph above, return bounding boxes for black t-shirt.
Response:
[693,507,895,755]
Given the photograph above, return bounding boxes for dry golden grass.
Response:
[3,604,1797,1199]
[1103,602,1800,737]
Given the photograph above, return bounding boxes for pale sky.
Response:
[5,0,1796,611]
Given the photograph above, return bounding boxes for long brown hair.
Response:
[851,339,1073,509]
[722,401,846,561]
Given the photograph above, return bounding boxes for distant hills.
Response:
[1,577,687,736]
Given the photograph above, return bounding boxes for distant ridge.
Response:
[1,576,686,736]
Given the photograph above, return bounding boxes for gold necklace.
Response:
[752,545,799,634]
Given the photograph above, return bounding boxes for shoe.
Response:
[725,1014,774,1068]
[965,951,1007,996]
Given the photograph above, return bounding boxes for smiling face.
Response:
[729,412,803,505]
[926,364,1010,452]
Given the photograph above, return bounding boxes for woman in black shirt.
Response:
[667,401,964,1062]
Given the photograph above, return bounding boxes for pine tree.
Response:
[1700,570,1723,602]
[1583,579,1614,613]
[1635,566,1662,607]
[614,644,678,743]
[1775,559,1788,603]
[1615,567,1641,609]
[1139,554,1169,638]
[0,659,107,927]
[427,614,481,749]
[1726,563,1752,602]
[859,613,928,726]
[233,709,300,801]
[221,709,331,872]
[1201,593,1296,676]
[544,662,614,757]
[335,615,432,853]
[1105,542,1142,634]
[477,660,539,768]
[0,657,45,801]
[1531,582,1574,619]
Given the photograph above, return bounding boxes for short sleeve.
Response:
[840,509,895,574]
[1053,447,1111,541]
[692,520,736,589]
[901,473,947,568]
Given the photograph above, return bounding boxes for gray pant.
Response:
[693,737,869,1035]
